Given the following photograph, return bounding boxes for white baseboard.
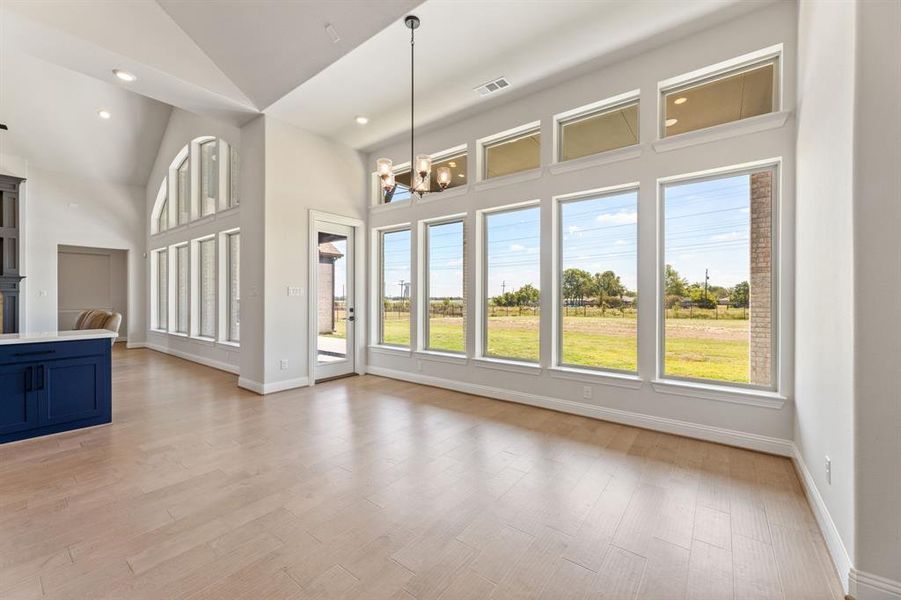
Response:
[141,342,240,375]
[126,341,145,349]
[791,443,852,594]
[366,366,794,456]
[851,569,901,600]
[238,376,309,395]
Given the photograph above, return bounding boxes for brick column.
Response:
[749,171,773,385]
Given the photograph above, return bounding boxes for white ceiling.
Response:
[267,0,771,151]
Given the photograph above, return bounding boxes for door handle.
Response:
[36,365,45,391]
[347,315,355,322]
[25,366,32,392]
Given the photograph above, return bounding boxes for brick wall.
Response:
[318,260,334,334]
[749,171,773,385]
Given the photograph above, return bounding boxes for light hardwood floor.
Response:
[0,347,843,600]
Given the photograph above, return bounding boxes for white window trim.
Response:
[657,44,783,140]
[477,121,541,183]
[553,89,640,165]
[150,247,167,332]
[374,224,413,349]
[218,228,240,345]
[418,214,467,355]
[190,235,217,341]
[476,200,541,364]
[656,158,781,394]
[170,242,190,335]
[552,184,641,376]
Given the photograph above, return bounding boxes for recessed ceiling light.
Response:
[113,69,137,82]
[665,118,678,127]
[355,115,369,125]
[97,109,112,120]
[674,97,687,105]
[448,161,456,168]
[458,173,465,178]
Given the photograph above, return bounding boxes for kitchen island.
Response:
[0,330,116,444]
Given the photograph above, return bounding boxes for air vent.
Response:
[474,77,510,96]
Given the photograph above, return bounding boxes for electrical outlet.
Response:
[582,386,592,400]
[825,456,832,484]
[287,286,303,297]
[279,359,288,370]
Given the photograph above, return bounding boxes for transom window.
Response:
[558,100,639,162]
[482,126,541,179]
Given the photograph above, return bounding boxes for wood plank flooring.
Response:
[0,347,844,599]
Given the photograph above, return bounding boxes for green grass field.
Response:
[342,310,753,383]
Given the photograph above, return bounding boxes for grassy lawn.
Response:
[379,312,751,383]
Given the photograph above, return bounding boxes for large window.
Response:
[226,232,240,342]
[229,147,240,208]
[483,205,540,362]
[662,59,777,137]
[379,228,411,347]
[559,189,638,372]
[175,244,189,334]
[158,193,169,233]
[200,140,218,217]
[197,238,216,338]
[176,156,190,225]
[156,249,168,330]
[425,219,465,353]
[483,126,540,179]
[558,100,639,162]
[661,166,775,388]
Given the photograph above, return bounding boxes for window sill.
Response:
[371,198,412,214]
[548,366,642,389]
[170,331,189,338]
[416,184,470,205]
[652,110,791,154]
[473,356,541,375]
[150,328,168,334]
[474,168,542,192]
[414,350,468,365]
[549,145,642,175]
[369,344,412,357]
[651,378,786,409]
[218,340,241,349]
[189,335,217,345]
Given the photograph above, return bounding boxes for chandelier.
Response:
[377,15,451,202]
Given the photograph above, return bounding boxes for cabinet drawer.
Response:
[0,339,109,365]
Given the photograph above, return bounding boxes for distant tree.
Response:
[592,271,625,314]
[665,264,688,297]
[514,283,540,306]
[730,281,750,308]
[562,268,593,307]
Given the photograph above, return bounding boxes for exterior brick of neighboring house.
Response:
[750,170,773,386]
[318,241,344,334]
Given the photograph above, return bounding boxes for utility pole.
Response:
[501,280,506,294]
[398,279,406,299]
[704,268,709,303]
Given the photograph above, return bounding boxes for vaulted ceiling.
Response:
[0,0,772,186]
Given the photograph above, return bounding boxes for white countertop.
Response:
[0,330,118,346]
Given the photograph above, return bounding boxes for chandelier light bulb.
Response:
[415,154,432,178]
[436,166,451,190]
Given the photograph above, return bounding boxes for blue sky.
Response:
[378,173,752,300]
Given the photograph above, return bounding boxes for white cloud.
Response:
[596,210,638,225]
[510,243,526,252]
[710,231,746,242]
[614,239,628,246]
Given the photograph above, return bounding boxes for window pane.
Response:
[157,250,168,330]
[380,229,411,347]
[175,245,189,333]
[560,102,638,161]
[228,233,240,342]
[158,196,168,232]
[431,153,467,190]
[199,239,215,337]
[485,206,540,362]
[560,191,638,371]
[177,158,190,225]
[664,62,775,137]
[200,141,218,216]
[484,130,540,179]
[662,170,773,387]
[427,220,465,352]
[229,147,240,208]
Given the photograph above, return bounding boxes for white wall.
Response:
[852,0,901,591]
[365,2,797,449]
[57,245,128,338]
[143,107,242,372]
[238,116,366,391]
[19,165,145,341]
[794,0,857,586]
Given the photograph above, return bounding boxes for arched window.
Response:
[149,136,241,345]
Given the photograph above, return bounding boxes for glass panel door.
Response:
[314,222,355,380]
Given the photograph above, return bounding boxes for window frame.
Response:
[176,155,191,226]
[553,185,641,375]
[219,229,240,344]
[477,200,541,364]
[151,248,168,332]
[199,139,219,218]
[191,235,217,340]
[172,242,190,335]
[658,45,782,140]
[420,215,467,355]
[377,225,413,348]
[656,160,780,392]
[554,92,640,164]
[478,122,542,182]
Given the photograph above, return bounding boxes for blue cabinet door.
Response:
[37,355,110,426]
[0,363,38,435]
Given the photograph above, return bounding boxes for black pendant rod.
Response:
[410,21,414,190]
